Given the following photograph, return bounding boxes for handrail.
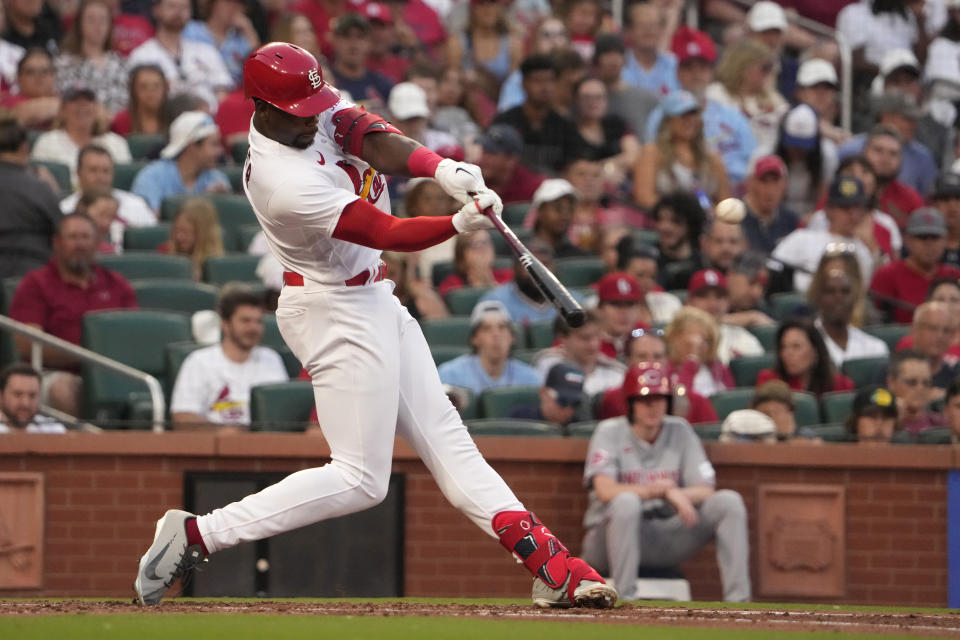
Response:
[0,314,165,433]
[680,0,853,131]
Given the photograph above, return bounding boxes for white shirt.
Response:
[772,228,875,293]
[704,82,789,155]
[0,414,67,433]
[718,323,764,366]
[127,37,233,112]
[244,96,389,285]
[806,208,903,254]
[31,130,132,187]
[647,291,682,326]
[60,188,157,227]
[836,1,923,67]
[926,37,960,85]
[170,344,288,425]
[0,39,24,90]
[815,317,890,370]
[532,349,626,397]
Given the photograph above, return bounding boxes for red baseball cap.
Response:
[671,26,717,65]
[753,155,787,179]
[595,272,643,303]
[688,269,728,297]
[363,2,393,24]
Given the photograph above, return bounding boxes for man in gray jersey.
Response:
[581,362,751,601]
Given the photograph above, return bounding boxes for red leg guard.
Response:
[492,511,570,589]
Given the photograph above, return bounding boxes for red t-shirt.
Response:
[367,53,410,85]
[112,14,154,57]
[437,267,513,297]
[9,261,138,346]
[497,165,546,205]
[869,260,960,324]
[402,0,447,54]
[755,368,855,393]
[895,334,960,359]
[878,181,924,230]
[110,110,132,136]
[598,387,717,425]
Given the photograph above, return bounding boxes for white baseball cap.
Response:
[161,111,219,159]
[879,48,920,78]
[796,58,837,88]
[532,178,578,208]
[469,300,512,330]
[782,103,818,149]
[747,1,787,32]
[388,82,429,121]
[720,409,777,443]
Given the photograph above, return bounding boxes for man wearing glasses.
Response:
[903,301,960,392]
[885,349,945,436]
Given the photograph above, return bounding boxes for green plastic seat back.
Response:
[770,291,808,320]
[126,133,165,160]
[465,418,563,437]
[99,252,194,280]
[694,422,723,441]
[444,287,490,315]
[809,423,850,442]
[729,353,775,387]
[567,420,599,439]
[421,317,473,346]
[249,380,315,431]
[33,160,71,193]
[821,391,856,425]
[792,391,820,427]
[747,324,778,351]
[708,388,757,421]
[502,202,531,226]
[430,344,469,366]
[123,223,171,251]
[132,279,218,314]
[113,161,148,190]
[863,324,910,351]
[841,356,889,387]
[553,256,607,287]
[526,319,556,349]
[202,254,261,286]
[164,341,204,399]
[478,385,541,418]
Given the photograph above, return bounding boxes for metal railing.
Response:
[0,315,165,433]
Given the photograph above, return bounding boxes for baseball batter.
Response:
[134,42,617,609]
[581,362,751,601]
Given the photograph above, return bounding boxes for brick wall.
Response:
[0,434,955,605]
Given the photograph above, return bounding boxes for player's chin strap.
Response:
[331,106,403,158]
[493,511,571,590]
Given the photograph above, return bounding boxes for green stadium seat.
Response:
[863,324,910,352]
[554,256,606,287]
[208,194,258,251]
[444,287,490,315]
[465,418,563,437]
[841,356,888,387]
[33,160,71,193]
[81,310,192,423]
[237,224,261,252]
[126,133,165,160]
[526,319,555,349]
[249,380,315,431]
[502,201,531,226]
[478,385,540,418]
[131,279,218,315]
[566,420,598,439]
[1,277,20,313]
[747,324,778,351]
[511,348,539,364]
[630,228,659,248]
[694,422,722,441]
[123,223,170,251]
[223,165,244,193]
[0,277,21,366]
[421,316,472,346]
[159,194,189,221]
[164,341,204,399]
[821,391,856,425]
[770,292,808,320]
[113,161,147,190]
[432,261,453,287]
[892,429,916,444]
[231,139,250,164]
[917,428,952,444]
[668,289,687,304]
[792,391,820,427]
[98,252,194,280]
[708,388,756,421]
[491,226,532,257]
[729,353,775,388]
[808,423,849,442]
[202,254,260,285]
[431,344,468,366]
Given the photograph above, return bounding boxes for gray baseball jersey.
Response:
[583,416,716,528]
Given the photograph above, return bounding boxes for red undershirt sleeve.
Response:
[332,198,457,252]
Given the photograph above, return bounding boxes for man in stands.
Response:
[0,363,65,433]
[475,124,545,205]
[594,272,645,360]
[9,213,137,416]
[930,173,960,269]
[621,2,677,95]
[329,13,394,112]
[438,301,541,396]
[127,0,233,111]
[529,179,587,258]
[479,239,573,325]
[725,252,774,322]
[904,301,960,391]
[60,145,156,227]
[885,349,944,436]
[684,269,764,365]
[869,209,960,324]
[131,111,230,213]
[532,311,625,397]
[740,155,799,254]
[510,362,585,429]
[170,287,287,430]
[860,124,924,229]
[592,34,659,144]
[0,116,62,278]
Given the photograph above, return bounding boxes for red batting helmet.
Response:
[243,42,340,117]
[622,362,672,401]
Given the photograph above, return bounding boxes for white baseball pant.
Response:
[196,279,524,552]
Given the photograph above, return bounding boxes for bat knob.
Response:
[564,309,586,328]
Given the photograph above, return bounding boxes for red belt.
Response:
[283,263,385,287]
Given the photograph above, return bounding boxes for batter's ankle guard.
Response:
[493,511,570,589]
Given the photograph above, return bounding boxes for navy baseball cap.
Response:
[933,172,960,200]
[545,363,585,407]
[827,175,869,207]
[479,124,523,156]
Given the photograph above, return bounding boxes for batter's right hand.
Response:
[452,192,499,233]
[434,158,487,205]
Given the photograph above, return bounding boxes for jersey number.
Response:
[337,161,384,204]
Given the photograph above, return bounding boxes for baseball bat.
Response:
[483,209,586,328]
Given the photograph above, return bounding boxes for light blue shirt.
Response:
[131,159,231,211]
[497,69,525,113]
[479,283,584,326]
[645,99,757,185]
[182,20,253,86]
[437,354,542,396]
[838,134,937,197]
[621,50,678,96]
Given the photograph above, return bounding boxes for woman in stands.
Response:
[757,318,855,395]
[269,12,321,61]
[158,198,225,281]
[806,246,870,327]
[111,64,169,136]
[572,77,638,187]
[633,90,730,210]
[773,103,837,219]
[437,230,513,298]
[444,0,524,101]
[55,0,128,116]
[663,306,734,398]
[406,178,461,283]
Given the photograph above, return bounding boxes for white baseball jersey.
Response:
[243,97,390,285]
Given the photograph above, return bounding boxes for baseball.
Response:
[715,198,746,224]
